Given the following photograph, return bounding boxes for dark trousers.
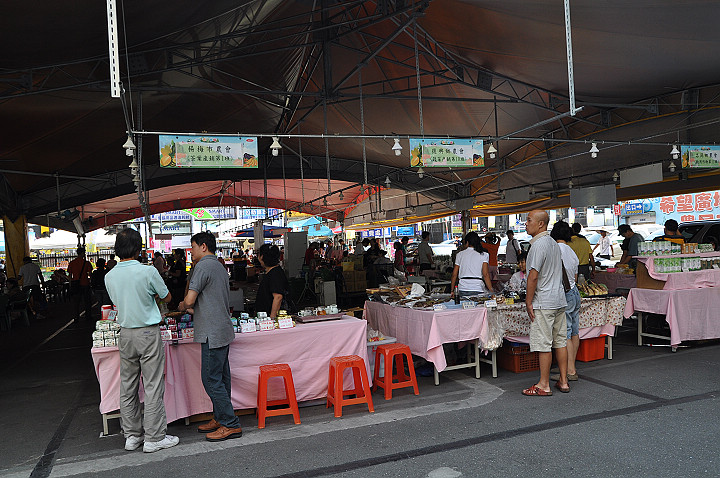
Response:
[419,263,432,272]
[23,285,47,313]
[577,264,591,280]
[73,285,93,319]
[201,341,240,428]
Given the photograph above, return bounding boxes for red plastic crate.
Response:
[497,343,539,373]
[576,335,607,362]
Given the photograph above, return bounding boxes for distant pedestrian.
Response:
[68,247,93,320]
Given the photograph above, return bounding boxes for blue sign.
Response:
[624,202,644,215]
[396,226,415,236]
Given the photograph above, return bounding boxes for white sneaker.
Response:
[124,435,143,451]
[143,435,179,453]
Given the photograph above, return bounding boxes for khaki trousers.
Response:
[118,326,167,442]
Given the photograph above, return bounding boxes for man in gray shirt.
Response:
[523,210,569,396]
[417,231,434,272]
[179,232,241,441]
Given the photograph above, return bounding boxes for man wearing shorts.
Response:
[522,210,569,396]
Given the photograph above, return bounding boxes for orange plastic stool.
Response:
[257,363,301,429]
[372,343,419,400]
[326,355,374,417]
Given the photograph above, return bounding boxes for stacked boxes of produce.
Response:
[342,266,367,292]
[160,313,193,341]
[92,320,121,348]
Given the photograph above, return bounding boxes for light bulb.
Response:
[670,145,680,160]
[669,161,677,173]
[612,171,619,182]
[487,144,497,159]
[270,136,282,156]
[568,179,574,189]
[339,191,344,200]
[392,138,402,156]
[418,167,424,179]
[385,176,391,186]
[589,143,599,159]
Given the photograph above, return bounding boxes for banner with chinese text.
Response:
[681,145,720,169]
[409,138,484,168]
[621,190,720,224]
[159,135,258,168]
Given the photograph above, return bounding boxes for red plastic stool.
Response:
[372,343,419,400]
[326,355,374,417]
[257,363,301,429]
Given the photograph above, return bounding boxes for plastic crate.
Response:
[497,343,539,373]
[576,335,607,362]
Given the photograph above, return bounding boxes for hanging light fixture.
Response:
[589,143,599,158]
[670,145,680,159]
[418,167,424,179]
[612,171,619,182]
[487,144,497,159]
[339,191,344,201]
[392,138,402,156]
[669,161,677,172]
[323,197,327,206]
[529,185,535,195]
[123,136,136,157]
[568,178,574,189]
[270,136,282,156]
[384,176,391,187]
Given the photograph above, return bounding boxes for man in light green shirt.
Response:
[105,228,178,454]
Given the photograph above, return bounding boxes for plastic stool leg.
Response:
[283,374,301,425]
[358,363,375,413]
[372,348,382,392]
[326,362,335,409]
[395,354,407,381]
[257,372,270,429]
[405,351,419,395]
[351,367,365,398]
[333,364,345,417]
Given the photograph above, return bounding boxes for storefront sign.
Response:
[159,135,259,168]
[681,145,720,169]
[151,222,191,235]
[409,138,484,168]
[624,202,644,215]
[621,190,720,224]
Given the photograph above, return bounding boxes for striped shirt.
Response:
[526,231,567,309]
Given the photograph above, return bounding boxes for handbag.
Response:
[560,261,571,293]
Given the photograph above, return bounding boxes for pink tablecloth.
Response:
[638,255,720,289]
[363,301,488,371]
[92,317,369,422]
[623,287,720,346]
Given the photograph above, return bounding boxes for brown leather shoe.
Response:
[206,425,243,442]
[197,418,220,433]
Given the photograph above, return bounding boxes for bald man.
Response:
[522,210,569,396]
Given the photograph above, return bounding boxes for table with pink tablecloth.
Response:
[623,287,720,346]
[638,254,720,290]
[92,317,369,424]
[363,301,488,372]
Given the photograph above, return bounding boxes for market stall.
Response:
[624,250,720,348]
[92,316,369,431]
[363,300,490,386]
[592,271,637,295]
[364,293,624,382]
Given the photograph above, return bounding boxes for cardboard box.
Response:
[636,261,665,290]
[354,270,366,281]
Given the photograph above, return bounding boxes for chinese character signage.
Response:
[681,145,720,169]
[159,135,259,168]
[624,202,644,215]
[621,190,720,224]
[409,138,484,168]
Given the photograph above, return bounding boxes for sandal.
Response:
[522,385,552,396]
[554,382,570,393]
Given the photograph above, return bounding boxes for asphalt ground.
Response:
[1,301,719,478]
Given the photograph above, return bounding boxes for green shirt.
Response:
[105,260,169,328]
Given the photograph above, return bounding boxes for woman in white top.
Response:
[450,231,494,299]
[550,221,580,386]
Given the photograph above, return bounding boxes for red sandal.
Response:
[522,385,553,396]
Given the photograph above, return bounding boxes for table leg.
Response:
[474,340,480,379]
[607,335,613,360]
[637,311,643,346]
[433,366,440,386]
